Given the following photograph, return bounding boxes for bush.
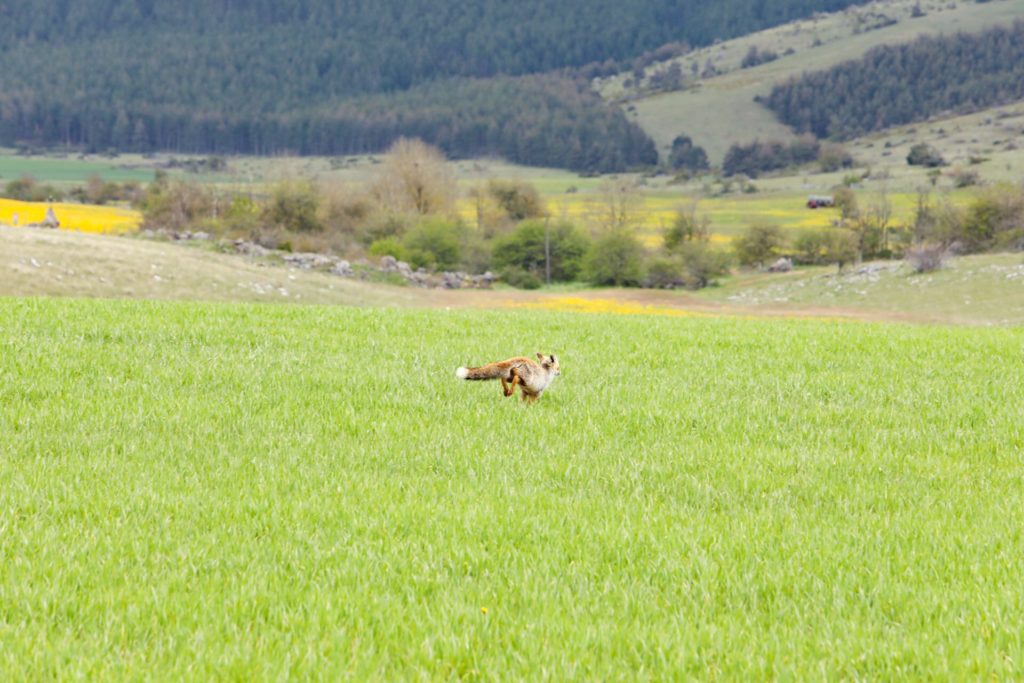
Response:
[583,231,646,286]
[818,143,854,173]
[368,237,410,262]
[3,175,63,203]
[491,220,590,282]
[793,229,831,265]
[402,218,465,270]
[907,143,945,168]
[733,224,786,267]
[499,266,542,289]
[139,179,213,232]
[486,180,544,221]
[676,241,731,288]
[644,257,688,289]
[663,210,710,251]
[959,186,1024,252]
[906,244,947,273]
[264,180,322,233]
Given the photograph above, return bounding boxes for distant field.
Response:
[0,153,156,186]
[2,298,1023,678]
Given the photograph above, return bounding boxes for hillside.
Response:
[764,19,1024,139]
[7,225,1024,326]
[608,0,1024,164]
[0,0,870,169]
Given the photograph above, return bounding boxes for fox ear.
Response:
[536,352,544,361]
[550,354,557,363]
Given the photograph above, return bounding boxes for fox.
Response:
[455,353,561,403]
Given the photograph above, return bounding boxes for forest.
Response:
[762,20,1024,140]
[0,0,870,169]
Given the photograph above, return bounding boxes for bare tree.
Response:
[371,138,456,216]
[599,177,641,232]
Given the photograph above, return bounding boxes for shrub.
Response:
[140,179,213,232]
[3,175,63,203]
[644,257,688,289]
[368,237,410,262]
[264,180,322,233]
[906,244,947,273]
[583,231,646,286]
[907,143,945,168]
[664,210,710,251]
[491,220,590,282]
[486,180,544,221]
[677,241,732,288]
[818,143,854,173]
[794,229,831,265]
[741,46,779,68]
[733,224,786,267]
[499,266,542,289]
[402,218,464,270]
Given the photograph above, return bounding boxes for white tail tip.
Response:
[455,367,469,379]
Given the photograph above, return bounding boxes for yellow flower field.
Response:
[0,198,141,234]
[508,295,717,318]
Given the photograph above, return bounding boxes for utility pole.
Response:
[544,214,551,285]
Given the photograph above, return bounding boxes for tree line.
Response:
[0,75,656,173]
[0,0,870,168]
[762,20,1024,139]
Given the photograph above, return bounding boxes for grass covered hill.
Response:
[0,0,870,169]
[2,298,1023,678]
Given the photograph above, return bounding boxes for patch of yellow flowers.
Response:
[0,198,141,234]
[510,296,718,318]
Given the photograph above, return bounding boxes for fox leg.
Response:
[505,371,521,398]
[501,376,511,396]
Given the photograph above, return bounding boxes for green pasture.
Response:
[2,298,1023,679]
[0,152,156,186]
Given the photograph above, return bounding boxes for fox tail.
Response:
[456,364,504,380]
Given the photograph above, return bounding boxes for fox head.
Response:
[536,352,560,376]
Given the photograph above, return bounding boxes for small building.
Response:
[806,195,834,209]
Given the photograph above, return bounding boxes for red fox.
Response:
[456,353,560,403]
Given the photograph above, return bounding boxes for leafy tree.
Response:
[733,224,787,267]
[668,135,710,172]
[583,231,646,286]
[664,207,711,251]
[491,220,590,282]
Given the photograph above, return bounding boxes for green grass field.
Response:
[2,298,1023,678]
[0,153,157,186]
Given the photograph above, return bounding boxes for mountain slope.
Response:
[0,0,869,169]
[610,0,1024,164]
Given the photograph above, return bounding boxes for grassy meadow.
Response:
[2,297,1023,678]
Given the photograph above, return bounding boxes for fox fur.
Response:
[456,353,560,403]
